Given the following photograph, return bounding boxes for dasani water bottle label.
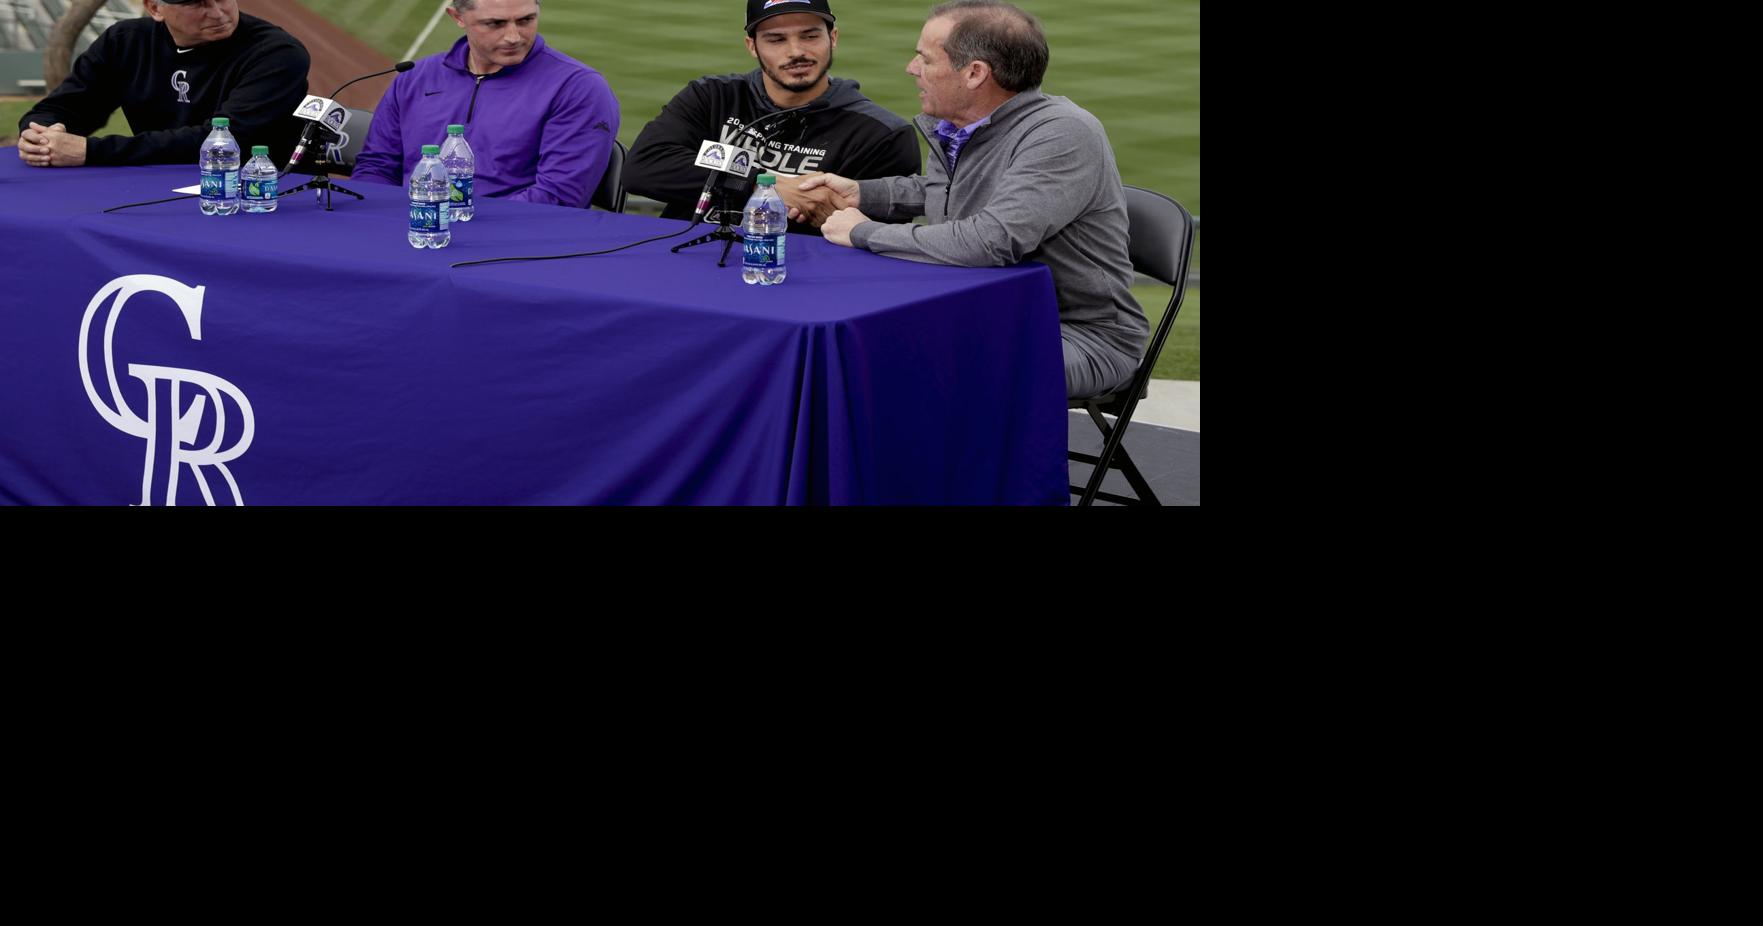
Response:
[743,234,784,268]
[410,203,443,233]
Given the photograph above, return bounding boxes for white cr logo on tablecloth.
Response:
[77,275,256,506]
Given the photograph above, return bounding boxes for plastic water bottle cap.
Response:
[422,144,441,156]
[212,117,230,128]
[251,145,268,156]
[447,125,465,135]
[756,174,776,186]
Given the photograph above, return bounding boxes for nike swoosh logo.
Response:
[425,90,443,96]
[176,47,194,54]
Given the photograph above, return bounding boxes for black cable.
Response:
[102,193,200,213]
[449,220,702,268]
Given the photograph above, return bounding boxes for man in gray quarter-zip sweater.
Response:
[790,0,1147,399]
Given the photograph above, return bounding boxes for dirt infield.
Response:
[239,0,394,109]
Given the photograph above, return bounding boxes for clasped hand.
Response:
[16,122,86,168]
[775,172,861,226]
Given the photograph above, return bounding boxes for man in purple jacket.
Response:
[350,0,618,208]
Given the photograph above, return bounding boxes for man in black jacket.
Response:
[15,0,309,169]
[625,0,920,235]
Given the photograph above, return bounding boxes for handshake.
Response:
[774,172,870,247]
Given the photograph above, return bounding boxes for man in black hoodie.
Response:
[16,0,308,169]
[624,0,920,235]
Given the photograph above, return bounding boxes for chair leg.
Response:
[1075,404,1114,506]
[1085,404,1114,437]
[1110,445,1161,506]
[1078,404,1160,506]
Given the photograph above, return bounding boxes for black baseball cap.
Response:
[746,0,836,33]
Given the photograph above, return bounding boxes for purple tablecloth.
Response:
[0,156,1068,504]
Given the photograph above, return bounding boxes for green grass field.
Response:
[1,99,31,137]
[1137,284,1198,380]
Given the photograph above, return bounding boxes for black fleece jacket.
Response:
[625,70,921,235]
[19,14,309,166]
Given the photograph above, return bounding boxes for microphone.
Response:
[689,160,725,223]
[689,98,828,223]
[284,61,415,172]
[689,139,752,220]
[285,95,349,171]
[330,60,415,100]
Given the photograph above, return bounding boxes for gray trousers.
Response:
[1062,323,1141,399]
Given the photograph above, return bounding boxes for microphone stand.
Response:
[279,163,364,211]
[279,62,412,210]
[672,108,810,267]
[669,204,744,266]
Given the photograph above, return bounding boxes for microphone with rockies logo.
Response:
[279,61,415,210]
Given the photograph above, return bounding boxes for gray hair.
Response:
[927,0,1048,93]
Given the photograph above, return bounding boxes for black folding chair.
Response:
[591,139,627,213]
[333,108,373,171]
[1069,186,1196,506]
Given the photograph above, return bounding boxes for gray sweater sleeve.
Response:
[855,175,928,222]
[850,116,1102,266]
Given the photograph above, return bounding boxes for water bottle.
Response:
[742,173,787,285]
[408,144,451,249]
[241,145,278,213]
[199,117,241,216]
[440,124,475,223]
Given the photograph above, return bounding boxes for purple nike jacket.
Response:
[351,35,619,208]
